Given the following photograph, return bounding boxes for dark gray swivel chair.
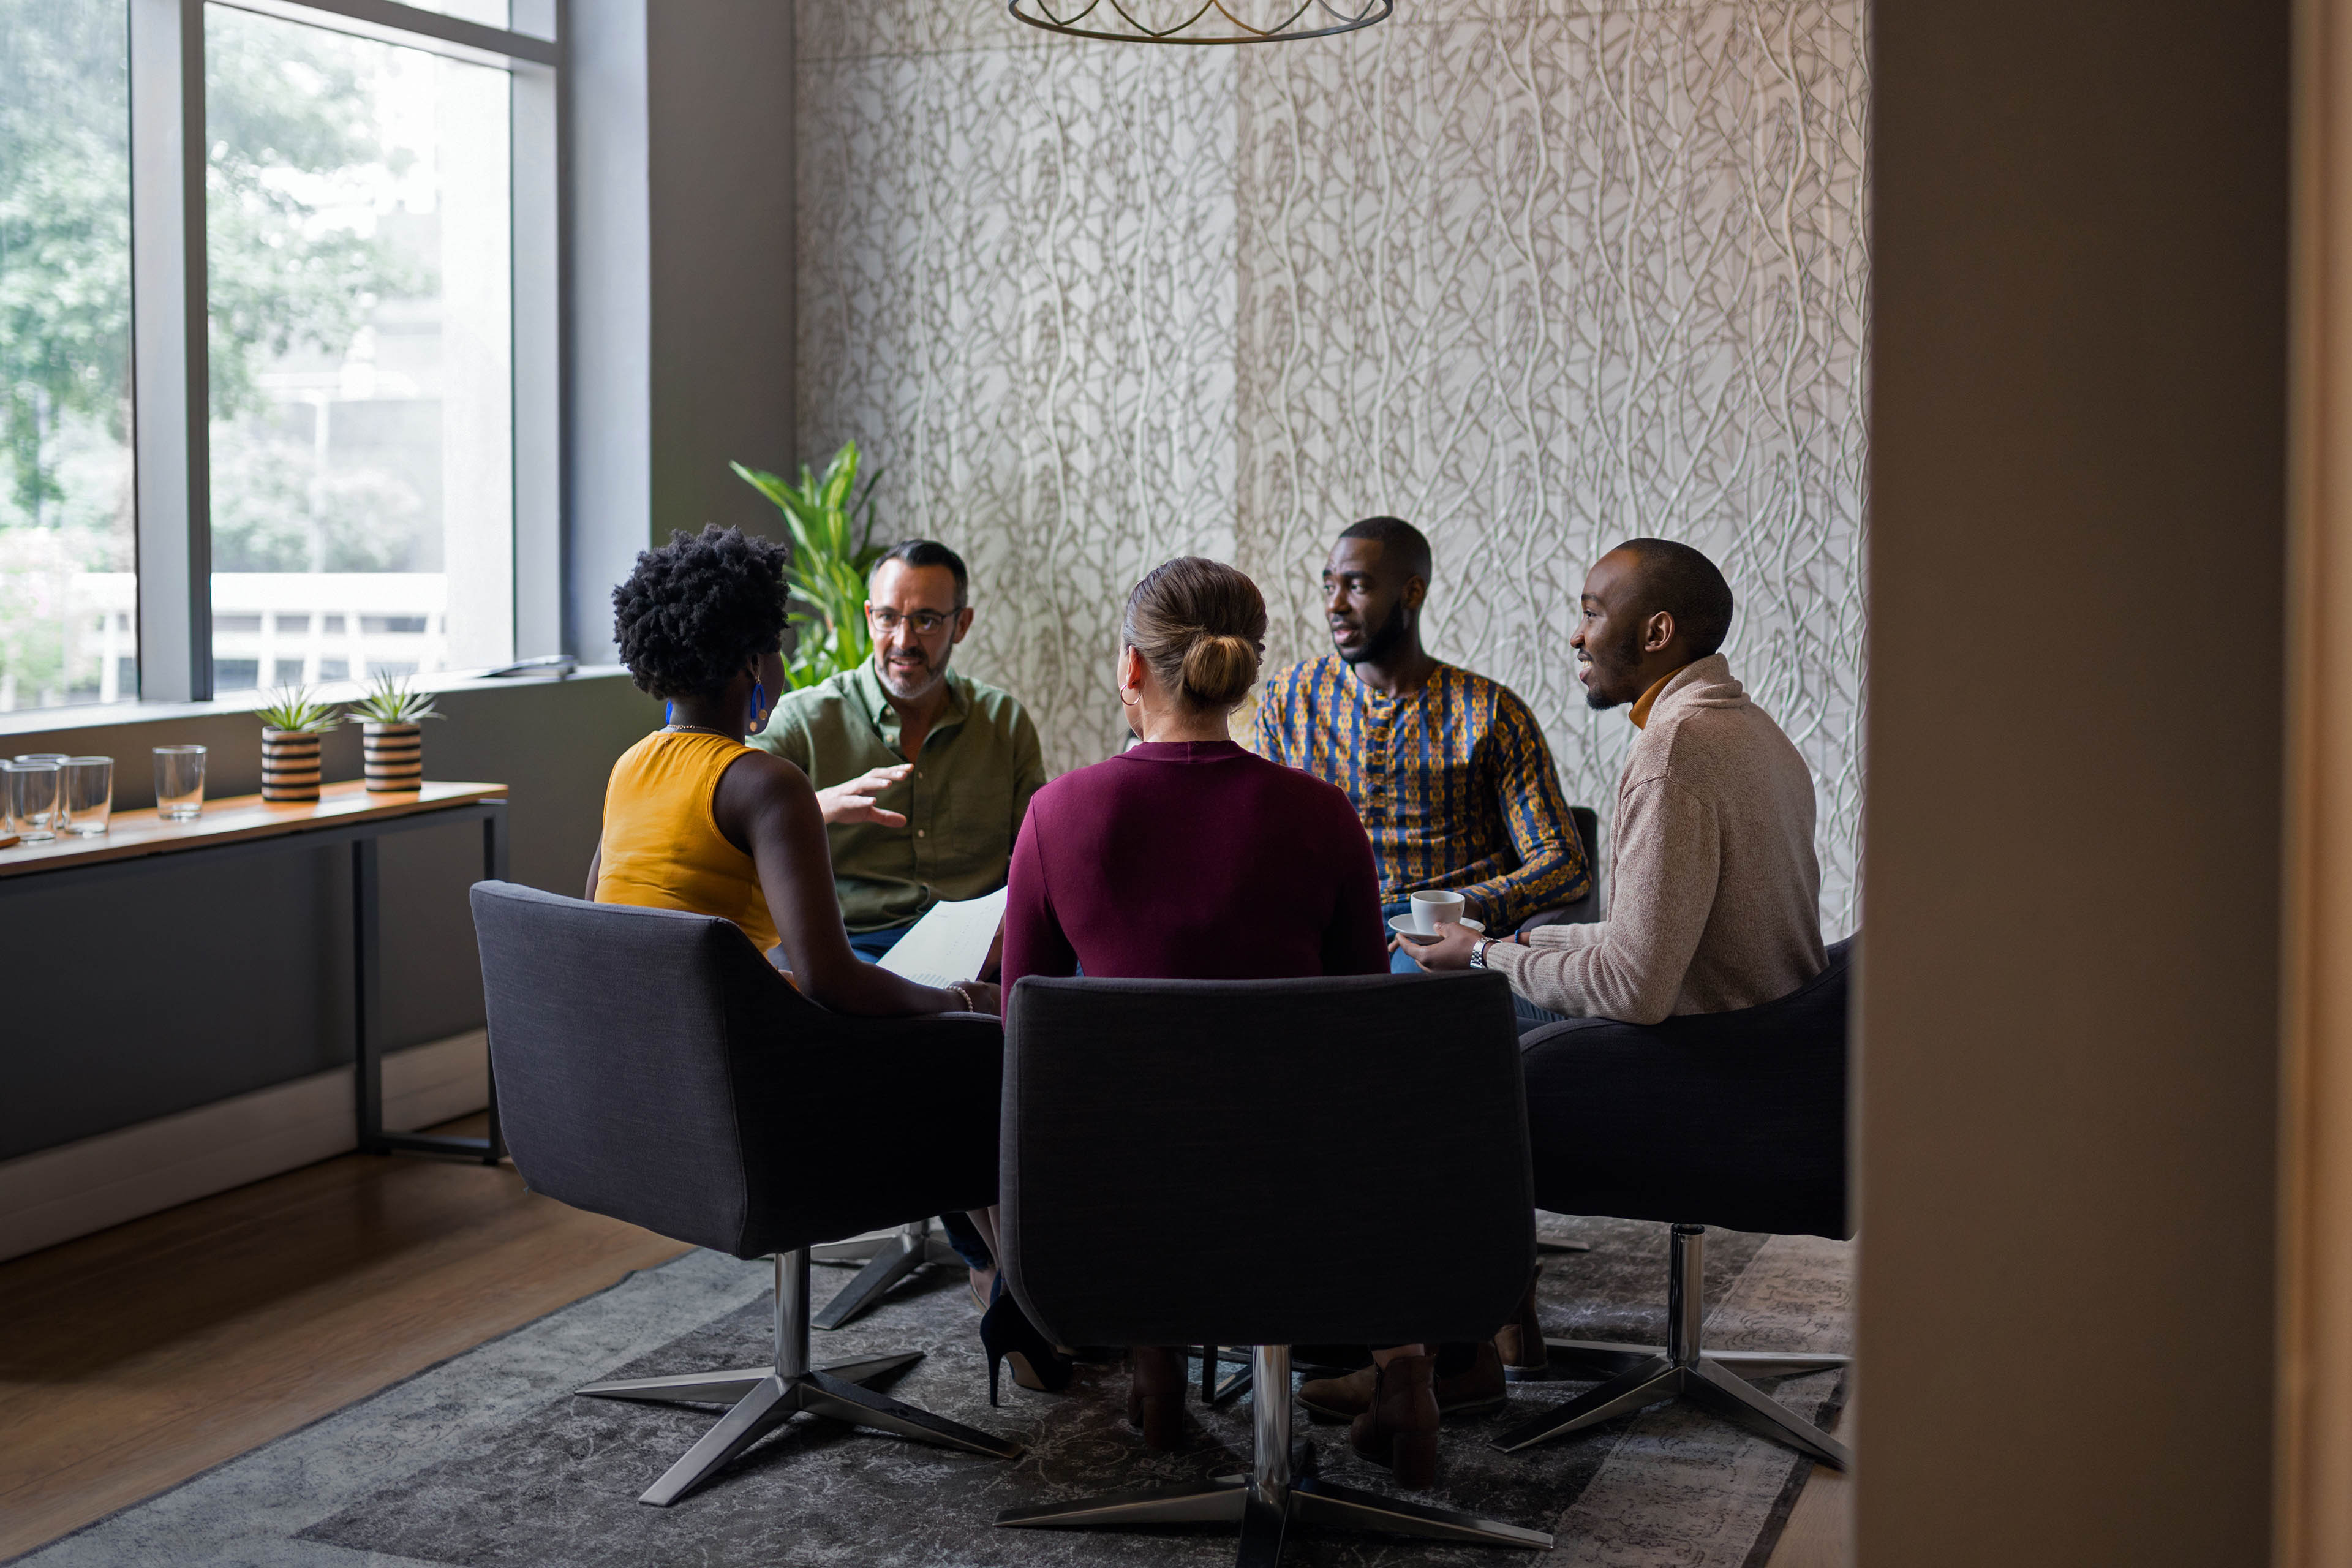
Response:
[1512,802,1604,1261]
[993,971,1555,1564]
[469,880,1022,1506]
[1515,804,1604,938]
[1494,937,1856,1466]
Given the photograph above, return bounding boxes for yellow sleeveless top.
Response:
[595,730,782,956]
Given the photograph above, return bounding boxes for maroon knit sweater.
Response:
[1001,739,1389,989]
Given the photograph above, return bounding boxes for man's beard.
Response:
[876,644,952,702]
[1338,598,1412,666]
[1580,624,1643,709]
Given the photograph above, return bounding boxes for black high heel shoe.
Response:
[981,1275,1074,1405]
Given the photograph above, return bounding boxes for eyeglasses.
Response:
[867,606,957,636]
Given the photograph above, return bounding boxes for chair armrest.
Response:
[1517,891,1600,937]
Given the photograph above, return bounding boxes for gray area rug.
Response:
[11,1215,1850,1568]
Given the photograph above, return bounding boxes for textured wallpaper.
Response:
[796,0,1868,930]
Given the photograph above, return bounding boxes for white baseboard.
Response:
[0,1031,491,1265]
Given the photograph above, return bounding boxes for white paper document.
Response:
[876,886,1008,987]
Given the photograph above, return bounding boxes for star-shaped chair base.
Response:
[576,1248,1021,1505]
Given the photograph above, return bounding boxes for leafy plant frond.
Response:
[731,439,890,690]
[255,684,342,733]
[347,671,441,724]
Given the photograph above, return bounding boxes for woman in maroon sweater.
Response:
[975,557,1387,1453]
[997,620,1387,988]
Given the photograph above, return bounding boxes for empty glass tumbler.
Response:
[4,760,61,843]
[153,746,206,821]
[62,757,113,835]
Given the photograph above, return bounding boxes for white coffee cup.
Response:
[1409,889,1467,935]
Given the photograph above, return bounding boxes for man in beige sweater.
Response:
[1409,538,1825,1024]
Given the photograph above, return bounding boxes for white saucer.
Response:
[1389,914,1485,946]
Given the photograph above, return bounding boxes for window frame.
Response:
[123,0,560,704]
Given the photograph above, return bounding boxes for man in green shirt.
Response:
[751,538,1048,961]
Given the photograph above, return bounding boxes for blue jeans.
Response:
[1387,899,1567,1031]
[847,921,914,962]
[1381,900,1425,974]
[938,1211,992,1270]
[1513,996,1569,1032]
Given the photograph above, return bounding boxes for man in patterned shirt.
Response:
[1254,516,1592,972]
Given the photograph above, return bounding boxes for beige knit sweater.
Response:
[1486,654,1825,1025]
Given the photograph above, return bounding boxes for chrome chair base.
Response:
[810,1217,965,1329]
[1492,1224,1849,1468]
[1509,1337,1849,1384]
[576,1249,1021,1505]
[998,1346,1552,1566]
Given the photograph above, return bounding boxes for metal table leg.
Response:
[353,837,384,1152]
[357,804,506,1162]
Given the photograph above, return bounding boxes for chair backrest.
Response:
[1000,970,1535,1350]
[1518,936,1854,1239]
[1518,804,1604,933]
[470,880,1002,1257]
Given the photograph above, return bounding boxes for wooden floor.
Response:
[1771,1392,1853,1566]
[0,1123,1850,1563]
[0,1115,688,1559]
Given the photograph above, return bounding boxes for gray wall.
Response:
[649,0,796,546]
[567,0,797,664]
[1860,0,2288,1560]
[0,671,658,1161]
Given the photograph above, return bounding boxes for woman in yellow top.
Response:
[589,524,998,1017]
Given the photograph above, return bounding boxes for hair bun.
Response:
[1180,631,1260,709]
[1121,557,1270,717]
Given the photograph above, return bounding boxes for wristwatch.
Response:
[1469,936,1496,969]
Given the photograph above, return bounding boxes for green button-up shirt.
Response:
[750,662,1047,932]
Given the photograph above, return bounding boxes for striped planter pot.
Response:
[363,722,424,793]
[260,729,323,802]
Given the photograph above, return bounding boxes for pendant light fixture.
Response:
[1006,0,1392,44]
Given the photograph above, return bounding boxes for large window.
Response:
[0,0,552,712]
[205,6,512,691]
[0,0,135,710]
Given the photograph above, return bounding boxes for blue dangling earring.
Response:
[665,701,674,726]
[748,681,767,732]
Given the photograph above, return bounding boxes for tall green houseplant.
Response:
[731,441,887,690]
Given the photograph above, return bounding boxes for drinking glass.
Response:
[11,753,72,834]
[62,757,113,835]
[4,760,61,843]
[153,746,206,821]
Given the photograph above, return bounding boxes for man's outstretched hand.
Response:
[816,764,912,827]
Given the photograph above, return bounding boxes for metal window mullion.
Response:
[207,0,557,67]
[129,0,211,703]
[512,45,561,658]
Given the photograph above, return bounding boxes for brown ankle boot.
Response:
[1442,1341,1506,1415]
[1495,1267,1547,1371]
[1304,1345,1504,1421]
[1126,1345,1187,1451]
[1349,1353,1440,1488]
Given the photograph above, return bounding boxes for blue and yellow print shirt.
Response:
[1253,654,1592,931]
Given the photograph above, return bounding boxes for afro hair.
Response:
[612,525,793,701]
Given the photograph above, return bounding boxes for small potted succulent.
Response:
[350,674,441,793]
[256,686,342,802]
